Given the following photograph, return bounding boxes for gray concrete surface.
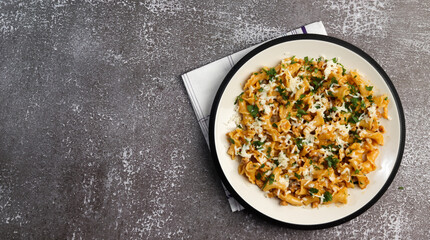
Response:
[0,0,429,239]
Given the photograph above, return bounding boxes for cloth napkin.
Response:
[182,21,327,212]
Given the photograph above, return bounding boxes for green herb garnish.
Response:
[234,92,244,104]
[268,174,275,184]
[276,86,288,100]
[256,172,262,180]
[247,104,259,118]
[325,155,339,169]
[252,141,264,149]
[295,138,305,150]
[264,68,277,78]
[309,188,318,195]
[296,108,307,119]
[329,77,338,88]
[290,55,297,64]
[266,147,272,158]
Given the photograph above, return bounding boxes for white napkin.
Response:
[182,21,327,212]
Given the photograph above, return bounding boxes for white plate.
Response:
[209,34,405,229]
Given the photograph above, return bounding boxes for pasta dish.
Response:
[226,56,389,207]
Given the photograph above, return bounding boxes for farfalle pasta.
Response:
[227,56,389,207]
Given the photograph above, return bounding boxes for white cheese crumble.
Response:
[281,69,303,95]
[277,151,290,169]
[334,122,351,137]
[303,165,314,181]
[308,94,328,116]
[278,175,290,188]
[367,104,378,119]
[258,83,276,115]
[257,154,268,164]
[329,103,348,119]
[228,104,242,126]
[239,144,252,159]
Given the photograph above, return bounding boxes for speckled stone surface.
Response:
[0,0,429,239]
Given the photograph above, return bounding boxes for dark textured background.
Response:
[0,0,429,239]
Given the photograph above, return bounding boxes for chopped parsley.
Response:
[290,55,297,64]
[347,82,359,95]
[276,86,288,100]
[252,141,264,149]
[350,97,360,109]
[309,188,318,195]
[398,186,404,190]
[268,174,275,184]
[296,108,307,118]
[263,68,277,79]
[272,123,278,128]
[299,94,306,100]
[348,111,361,124]
[295,137,305,150]
[329,77,338,87]
[351,129,362,143]
[266,147,272,158]
[234,92,244,104]
[310,76,324,93]
[304,56,313,64]
[295,98,304,108]
[365,85,374,91]
[323,191,333,202]
[247,104,259,118]
[360,100,366,109]
[256,172,262,180]
[228,137,235,144]
[325,155,339,169]
[294,172,301,179]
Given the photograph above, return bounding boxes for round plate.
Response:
[209,34,405,229]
